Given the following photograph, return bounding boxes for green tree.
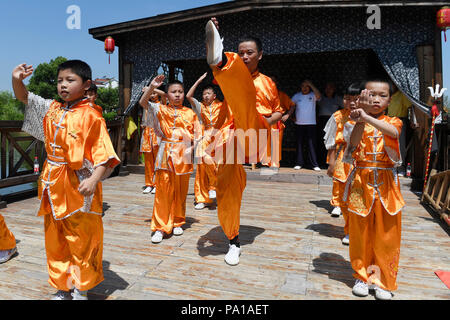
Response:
[443,94,449,113]
[96,87,119,121]
[0,91,24,120]
[27,56,67,100]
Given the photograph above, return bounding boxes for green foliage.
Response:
[0,91,24,120]
[96,87,119,121]
[27,56,67,100]
[443,94,449,114]
[96,87,119,113]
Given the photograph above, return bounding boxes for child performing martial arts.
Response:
[139,75,201,244]
[344,79,405,300]
[186,72,228,210]
[204,18,283,265]
[12,60,120,300]
[323,82,360,245]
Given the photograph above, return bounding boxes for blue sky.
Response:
[0,1,448,94]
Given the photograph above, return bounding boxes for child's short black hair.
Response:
[87,83,98,93]
[239,36,263,52]
[202,85,216,94]
[57,60,92,82]
[166,80,184,91]
[362,78,393,96]
[344,82,362,96]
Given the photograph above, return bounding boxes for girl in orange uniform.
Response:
[323,83,360,245]
[140,75,201,244]
[205,18,282,265]
[344,79,405,300]
[12,60,120,300]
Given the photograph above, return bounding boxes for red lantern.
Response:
[104,36,115,64]
[437,7,450,42]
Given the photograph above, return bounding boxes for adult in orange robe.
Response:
[0,214,17,264]
[205,18,282,265]
[323,83,360,245]
[140,75,202,243]
[186,72,228,209]
[343,81,405,300]
[13,60,120,300]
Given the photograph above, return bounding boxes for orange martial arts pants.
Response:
[144,149,158,187]
[151,170,190,234]
[0,214,16,250]
[349,196,402,291]
[211,52,267,240]
[44,212,104,291]
[194,163,216,204]
[331,179,349,235]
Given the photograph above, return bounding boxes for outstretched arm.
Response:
[139,75,165,109]
[186,72,207,107]
[12,64,34,104]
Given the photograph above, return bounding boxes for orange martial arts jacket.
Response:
[22,93,120,220]
[343,115,405,216]
[146,102,201,174]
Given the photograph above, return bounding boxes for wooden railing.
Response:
[0,119,122,206]
[421,169,450,227]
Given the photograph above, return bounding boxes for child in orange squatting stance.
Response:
[12,61,120,300]
[140,87,166,195]
[323,82,360,245]
[139,75,201,244]
[186,72,227,210]
[0,214,17,264]
[343,79,405,300]
[205,18,282,265]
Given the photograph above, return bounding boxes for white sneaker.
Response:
[151,230,164,243]
[195,203,206,210]
[352,279,369,297]
[313,167,321,171]
[173,227,184,236]
[151,187,156,194]
[224,244,241,266]
[331,206,342,217]
[205,20,224,66]
[208,190,216,199]
[341,234,349,245]
[374,286,393,300]
[51,290,72,300]
[143,186,153,194]
[0,247,17,264]
[71,288,88,300]
[294,166,301,170]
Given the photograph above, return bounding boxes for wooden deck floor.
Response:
[0,169,449,300]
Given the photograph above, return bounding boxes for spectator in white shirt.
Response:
[291,80,321,171]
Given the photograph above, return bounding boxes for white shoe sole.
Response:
[173,228,183,236]
[205,20,223,66]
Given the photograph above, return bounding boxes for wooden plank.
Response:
[0,172,449,300]
[0,174,39,188]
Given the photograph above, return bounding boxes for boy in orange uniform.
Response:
[140,89,166,195]
[186,72,226,210]
[140,75,201,244]
[323,83,360,245]
[0,214,17,264]
[12,61,120,300]
[344,79,405,300]
[205,18,282,265]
